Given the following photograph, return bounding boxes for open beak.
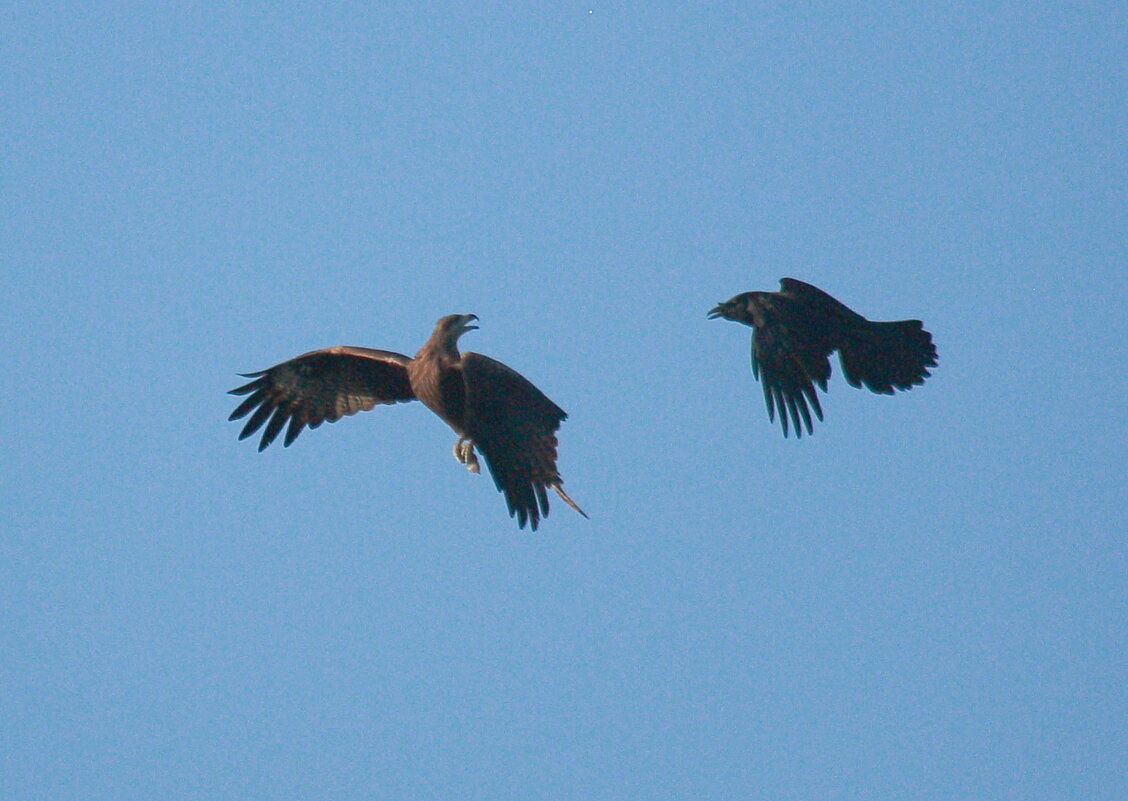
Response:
[461,314,479,331]
[707,303,727,320]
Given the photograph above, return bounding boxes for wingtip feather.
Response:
[552,484,588,520]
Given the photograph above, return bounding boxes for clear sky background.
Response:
[3,3,1125,799]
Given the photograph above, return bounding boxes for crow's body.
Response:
[709,278,937,437]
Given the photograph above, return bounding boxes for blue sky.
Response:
[3,2,1125,799]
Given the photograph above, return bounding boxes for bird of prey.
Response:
[228,314,586,530]
[708,278,937,438]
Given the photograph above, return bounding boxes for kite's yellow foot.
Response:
[453,437,480,474]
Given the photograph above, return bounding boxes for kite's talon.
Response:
[454,437,480,473]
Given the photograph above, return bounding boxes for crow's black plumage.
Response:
[709,278,937,437]
[228,314,586,530]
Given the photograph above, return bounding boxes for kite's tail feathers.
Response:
[551,483,589,520]
[839,319,937,394]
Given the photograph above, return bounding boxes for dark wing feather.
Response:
[460,352,568,531]
[750,294,835,438]
[778,277,867,332]
[780,278,938,394]
[228,347,415,451]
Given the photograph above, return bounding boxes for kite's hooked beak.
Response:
[460,314,479,332]
[707,303,728,320]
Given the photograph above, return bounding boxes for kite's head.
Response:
[426,314,480,357]
[435,313,479,339]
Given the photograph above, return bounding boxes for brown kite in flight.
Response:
[228,314,586,530]
[709,278,937,438]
